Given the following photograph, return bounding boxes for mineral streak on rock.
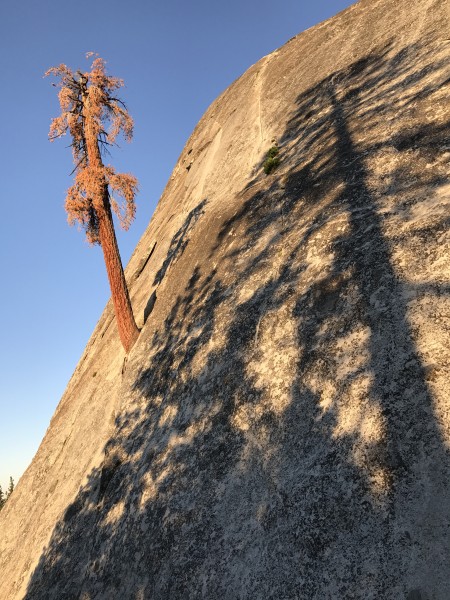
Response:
[1,0,450,598]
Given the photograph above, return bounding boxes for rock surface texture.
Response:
[1,0,450,598]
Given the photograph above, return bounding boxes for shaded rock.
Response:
[1,0,450,598]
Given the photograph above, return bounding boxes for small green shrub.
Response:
[263,146,280,174]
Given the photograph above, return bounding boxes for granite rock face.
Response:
[1,0,450,598]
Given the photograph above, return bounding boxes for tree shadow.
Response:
[24,37,450,599]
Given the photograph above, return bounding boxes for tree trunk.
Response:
[83,90,140,353]
[97,193,140,353]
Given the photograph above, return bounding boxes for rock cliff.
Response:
[1,0,449,598]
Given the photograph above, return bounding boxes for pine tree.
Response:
[46,54,140,353]
[0,478,14,511]
[6,477,14,499]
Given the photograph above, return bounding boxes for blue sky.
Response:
[0,0,355,492]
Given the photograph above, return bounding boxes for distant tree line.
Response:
[0,477,14,510]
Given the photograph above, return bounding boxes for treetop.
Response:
[46,53,138,245]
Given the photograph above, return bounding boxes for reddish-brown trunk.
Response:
[83,92,140,353]
[97,193,140,352]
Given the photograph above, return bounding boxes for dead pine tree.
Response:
[46,53,140,353]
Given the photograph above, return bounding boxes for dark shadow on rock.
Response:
[143,290,157,324]
[133,241,157,282]
[153,199,208,286]
[24,38,450,599]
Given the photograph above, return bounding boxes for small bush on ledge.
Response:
[263,146,280,174]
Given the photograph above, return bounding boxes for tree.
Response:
[46,54,140,353]
[0,477,14,511]
[6,477,14,499]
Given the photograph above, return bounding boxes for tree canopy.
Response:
[45,54,138,245]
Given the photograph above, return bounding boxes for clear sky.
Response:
[0,0,355,492]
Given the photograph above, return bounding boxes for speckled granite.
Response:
[1,0,449,598]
